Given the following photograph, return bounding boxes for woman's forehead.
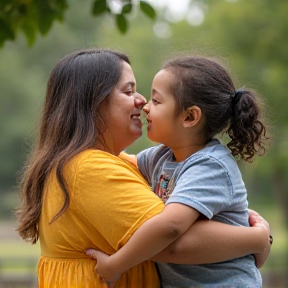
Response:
[118,62,136,86]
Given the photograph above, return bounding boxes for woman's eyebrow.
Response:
[122,81,136,91]
[124,81,135,87]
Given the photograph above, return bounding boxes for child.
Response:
[88,56,269,287]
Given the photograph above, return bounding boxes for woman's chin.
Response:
[130,129,143,141]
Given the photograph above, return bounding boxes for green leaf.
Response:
[92,0,109,16]
[0,0,14,11]
[139,1,156,20]
[21,19,37,46]
[37,0,66,35]
[0,18,15,47]
[49,0,68,20]
[122,3,132,14]
[51,0,68,11]
[38,1,56,35]
[116,14,128,34]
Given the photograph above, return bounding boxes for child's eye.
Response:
[152,98,160,104]
[125,91,133,95]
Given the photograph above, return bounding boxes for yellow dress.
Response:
[38,149,164,288]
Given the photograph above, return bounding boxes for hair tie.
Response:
[234,89,244,98]
[231,88,244,105]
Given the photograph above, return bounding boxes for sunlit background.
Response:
[0,0,287,287]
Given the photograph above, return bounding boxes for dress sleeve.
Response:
[119,152,138,166]
[74,152,164,251]
[166,154,233,219]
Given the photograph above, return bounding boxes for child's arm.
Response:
[93,203,199,281]
[86,211,271,282]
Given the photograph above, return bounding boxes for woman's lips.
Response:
[131,114,143,128]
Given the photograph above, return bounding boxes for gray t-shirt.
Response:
[137,139,262,288]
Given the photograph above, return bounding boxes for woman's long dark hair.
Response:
[17,49,130,243]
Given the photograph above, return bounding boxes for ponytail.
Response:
[227,89,268,162]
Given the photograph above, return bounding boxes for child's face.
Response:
[144,69,184,147]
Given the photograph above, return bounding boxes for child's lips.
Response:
[146,119,152,131]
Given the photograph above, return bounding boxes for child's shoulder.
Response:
[138,144,172,160]
[195,139,231,160]
[184,139,239,175]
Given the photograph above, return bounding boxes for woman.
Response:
[17,48,271,288]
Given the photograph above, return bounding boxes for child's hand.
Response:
[86,249,122,287]
[248,209,272,268]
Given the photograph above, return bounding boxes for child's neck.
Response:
[172,143,206,162]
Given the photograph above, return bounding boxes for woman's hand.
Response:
[86,249,122,287]
[248,209,272,268]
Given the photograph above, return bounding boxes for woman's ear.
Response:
[183,106,202,128]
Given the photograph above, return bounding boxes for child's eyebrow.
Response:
[152,88,161,96]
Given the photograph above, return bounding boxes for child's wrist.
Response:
[255,225,270,253]
[108,254,124,276]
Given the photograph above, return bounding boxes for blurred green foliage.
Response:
[0,0,155,46]
[0,0,287,224]
[0,0,287,284]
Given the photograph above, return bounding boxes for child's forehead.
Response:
[153,69,175,86]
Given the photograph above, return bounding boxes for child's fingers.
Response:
[86,248,99,259]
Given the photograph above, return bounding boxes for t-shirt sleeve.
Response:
[137,145,169,186]
[166,154,233,219]
[74,152,164,251]
[137,147,157,186]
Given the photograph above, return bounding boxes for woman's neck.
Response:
[93,139,118,156]
[93,136,132,157]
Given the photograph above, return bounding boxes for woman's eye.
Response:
[125,90,133,95]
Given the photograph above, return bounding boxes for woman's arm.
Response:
[153,210,271,268]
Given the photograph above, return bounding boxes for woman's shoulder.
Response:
[67,149,143,179]
[70,149,127,166]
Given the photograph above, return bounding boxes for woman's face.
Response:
[99,61,146,155]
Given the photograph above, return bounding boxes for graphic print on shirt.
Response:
[155,161,181,203]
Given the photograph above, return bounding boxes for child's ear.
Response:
[183,106,202,128]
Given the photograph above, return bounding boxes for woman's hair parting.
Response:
[163,56,269,162]
[17,48,130,243]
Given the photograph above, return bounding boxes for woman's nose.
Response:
[134,93,147,109]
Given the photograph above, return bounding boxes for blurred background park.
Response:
[0,0,287,287]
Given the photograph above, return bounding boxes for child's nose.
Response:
[143,102,151,115]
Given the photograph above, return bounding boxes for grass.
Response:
[0,220,39,276]
[0,241,39,258]
[0,241,40,257]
